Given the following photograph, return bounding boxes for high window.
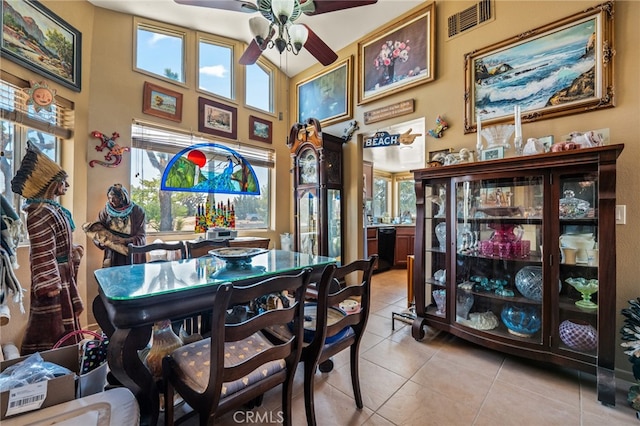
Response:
[245,61,274,113]
[130,123,274,233]
[135,22,185,84]
[198,36,233,100]
[0,77,71,242]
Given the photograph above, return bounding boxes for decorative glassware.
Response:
[435,222,447,250]
[559,190,590,218]
[500,303,541,337]
[566,277,598,309]
[481,124,515,149]
[515,266,543,301]
[559,319,597,351]
[432,289,446,315]
[456,291,474,321]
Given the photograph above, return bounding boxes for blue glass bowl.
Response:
[501,303,541,337]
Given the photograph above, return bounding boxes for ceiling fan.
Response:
[174,0,378,66]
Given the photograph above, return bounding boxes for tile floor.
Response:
[165,268,638,426]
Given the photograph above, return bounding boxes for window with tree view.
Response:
[130,124,273,233]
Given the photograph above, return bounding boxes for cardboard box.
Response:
[0,345,78,420]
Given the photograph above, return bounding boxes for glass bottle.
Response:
[144,319,183,381]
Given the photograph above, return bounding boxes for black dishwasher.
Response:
[376,227,396,273]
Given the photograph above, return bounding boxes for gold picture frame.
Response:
[357,2,435,105]
[296,56,353,127]
[464,1,614,134]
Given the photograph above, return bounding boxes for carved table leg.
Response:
[93,296,156,425]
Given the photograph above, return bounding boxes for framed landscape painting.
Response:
[198,97,237,140]
[296,56,352,127]
[358,2,435,105]
[249,115,272,143]
[1,0,82,91]
[464,1,614,133]
[142,82,183,122]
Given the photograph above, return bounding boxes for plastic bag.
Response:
[0,352,73,392]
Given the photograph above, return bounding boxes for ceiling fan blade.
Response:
[173,0,257,13]
[303,25,338,66]
[301,0,378,16]
[239,39,264,65]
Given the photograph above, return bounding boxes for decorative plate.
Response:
[475,206,524,217]
[208,247,268,265]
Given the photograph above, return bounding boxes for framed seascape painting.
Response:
[249,115,272,144]
[296,56,352,127]
[142,82,183,122]
[198,97,237,140]
[357,2,435,105]
[1,0,82,92]
[464,1,614,133]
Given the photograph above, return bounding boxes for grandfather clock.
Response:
[289,119,345,262]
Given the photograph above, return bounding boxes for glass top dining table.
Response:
[92,249,335,426]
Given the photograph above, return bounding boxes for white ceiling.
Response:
[87,0,424,77]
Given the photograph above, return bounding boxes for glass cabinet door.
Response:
[297,189,318,256]
[423,181,448,319]
[327,189,342,262]
[453,176,544,343]
[557,172,598,356]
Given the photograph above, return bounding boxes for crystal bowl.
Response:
[500,303,541,337]
[515,266,543,301]
[559,319,597,351]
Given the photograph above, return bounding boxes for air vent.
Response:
[448,0,494,39]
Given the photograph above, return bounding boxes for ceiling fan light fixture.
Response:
[249,16,272,49]
[271,0,296,24]
[288,23,308,53]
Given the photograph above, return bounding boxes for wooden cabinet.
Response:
[412,145,623,406]
[394,226,415,267]
[291,131,345,262]
[366,227,379,271]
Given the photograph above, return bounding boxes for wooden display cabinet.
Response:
[290,130,345,262]
[411,145,623,406]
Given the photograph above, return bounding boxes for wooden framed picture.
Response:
[249,115,272,143]
[464,1,614,133]
[296,56,352,127]
[198,97,237,140]
[1,0,82,91]
[357,2,435,105]
[481,146,505,161]
[142,82,183,122]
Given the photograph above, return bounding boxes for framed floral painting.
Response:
[357,2,435,105]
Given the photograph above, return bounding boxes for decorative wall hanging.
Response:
[161,143,259,195]
[427,116,449,139]
[23,80,56,112]
[464,1,614,133]
[142,82,183,122]
[363,99,414,125]
[198,97,237,140]
[1,0,82,92]
[296,56,352,127]
[248,115,272,144]
[358,2,435,105]
[341,120,359,141]
[89,131,129,168]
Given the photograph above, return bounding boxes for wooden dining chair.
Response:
[185,239,230,258]
[127,241,186,264]
[301,255,377,426]
[162,268,312,426]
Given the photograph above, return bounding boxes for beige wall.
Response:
[291,0,640,380]
[2,0,639,381]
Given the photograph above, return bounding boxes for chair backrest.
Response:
[310,256,377,350]
[185,239,230,259]
[127,241,186,264]
[204,268,312,408]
